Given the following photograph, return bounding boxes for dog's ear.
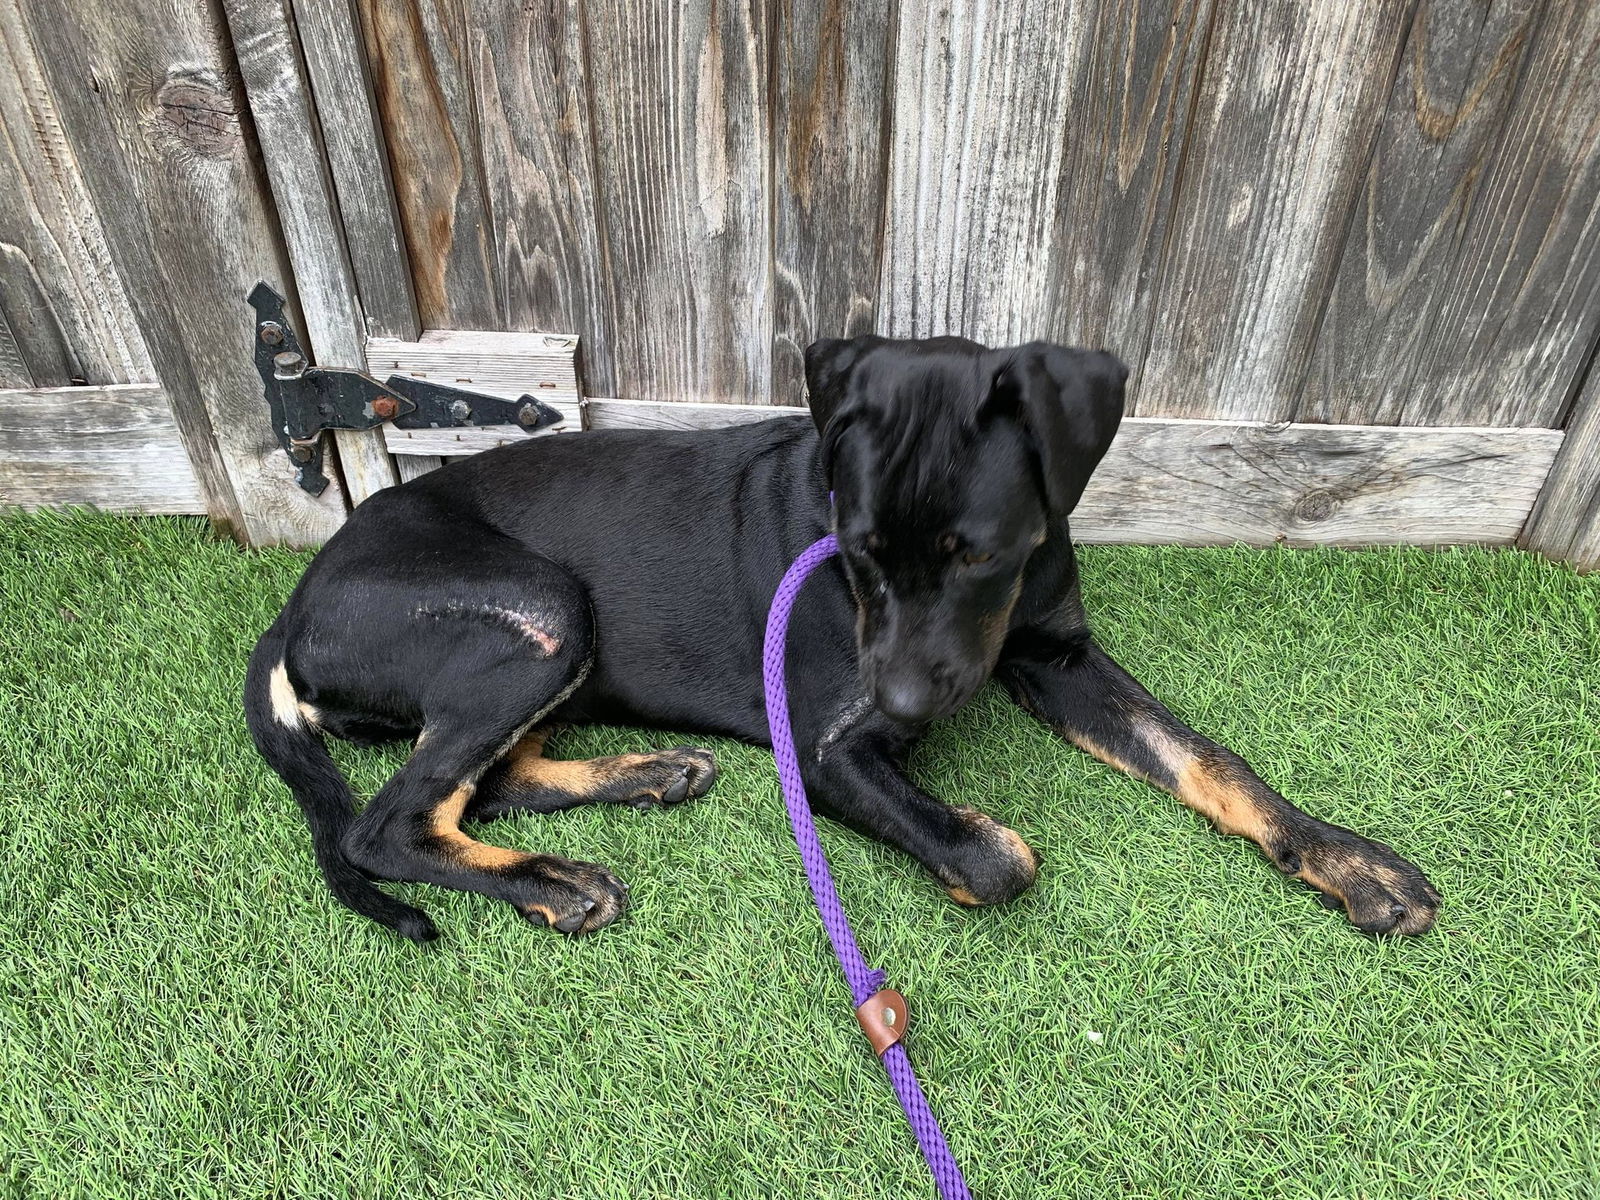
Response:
[987,343,1127,516]
[804,336,885,483]
[803,336,881,434]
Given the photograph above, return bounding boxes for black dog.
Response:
[245,336,1439,941]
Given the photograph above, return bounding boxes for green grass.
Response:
[1,510,1597,1199]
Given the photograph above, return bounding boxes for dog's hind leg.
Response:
[469,730,718,819]
[999,631,1440,936]
[332,573,630,935]
[339,672,630,935]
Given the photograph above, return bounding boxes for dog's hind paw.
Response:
[515,857,630,935]
[623,746,719,809]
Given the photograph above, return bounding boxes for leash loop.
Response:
[762,533,972,1200]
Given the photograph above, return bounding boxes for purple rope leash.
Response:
[762,533,972,1200]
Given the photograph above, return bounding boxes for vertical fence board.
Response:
[770,0,894,406]
[877,0,1082,343]
[0,311,27,388]
[1397,0,1600,429]
[576,0,771,403]
[1043,0,1216,373]
[18,0,346,543]
[1298,0,1540,426]
[1523,345,1600,568]
[468,0,607,368]
[1135,0,1413,420]
[222,0,398,505]
[356,0,500,331]
[294,0,421,340]
[0,3,154,388]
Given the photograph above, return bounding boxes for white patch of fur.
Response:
[268,661,302,727]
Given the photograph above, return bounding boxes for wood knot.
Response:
[155,69,238,157]
[1293,489,1339,523]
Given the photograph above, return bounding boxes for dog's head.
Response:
[805,335,1126,725]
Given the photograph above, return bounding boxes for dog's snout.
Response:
[871,659,971,725]
[876,677,941,725]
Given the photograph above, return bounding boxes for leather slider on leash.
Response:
[855,988,909,1055]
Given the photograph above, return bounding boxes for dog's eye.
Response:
[961,551,994,567]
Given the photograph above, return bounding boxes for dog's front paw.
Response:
[515,856,630,935]
[1285,826,1439,935]
[940,811,1039,907]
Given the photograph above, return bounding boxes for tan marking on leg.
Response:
[268,661,302,727]
[948,887,983,906]
[1074,717,1275,845]
[428,783,526,871]
[1072,733,1145,780]
[1175,759,1275,842]
[508,747,667,798]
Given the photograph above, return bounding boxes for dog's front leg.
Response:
[799,715,1039,907]
[999,630,1440,935]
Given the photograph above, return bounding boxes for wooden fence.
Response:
[1,0,1598,566]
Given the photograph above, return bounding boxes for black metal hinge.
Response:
[248,283,565,494]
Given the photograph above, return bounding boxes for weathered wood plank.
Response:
[355,0,497,478]
[467,0,606,352]
[0,383,205,512]
[365,329,580,412]
[221,0,398,506]
[380,423,568,456]
[1396,0,1600,429]
[0,247,82,386]
[393,453,442,480]
[292,0,420,340]
[0,4,154,387]
[577,399,1562,547]
[583,397,808,432]
[0,310,28,388]
[367,327,579,454]
[575,0,771,402]
[1075,418,1561,546]
[876,0,1078,343]
[1522,347,1600,570]
[1136,0,1414,420]
[19,0,346,543]
[1298,0,1540,425]
[355,0,500,331]
[1041,0,1216,367]
[770,0,894,406]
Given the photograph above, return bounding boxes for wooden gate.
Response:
[2,0,1598,565]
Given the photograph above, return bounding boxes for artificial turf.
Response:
[1,509,1596,1199]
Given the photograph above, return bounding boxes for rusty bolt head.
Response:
[288,443,314,463]
[272,350,306,377]
[372,395,399,420]
[259,322,285,346]
[449,398,472,423]
[517,403,541,428]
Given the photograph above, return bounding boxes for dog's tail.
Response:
[244,630,438,942]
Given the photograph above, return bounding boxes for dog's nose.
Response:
[875,677,944,725]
